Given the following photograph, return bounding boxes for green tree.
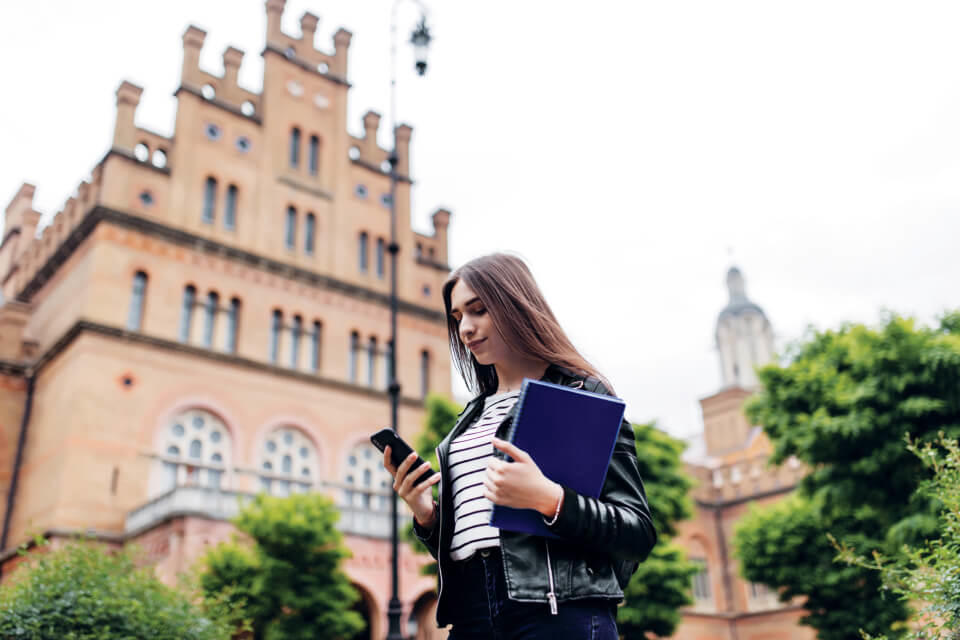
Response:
[200,492,365,640]
[0,539,233,640]
[733,312,960,640]
[618,422,699,638]
[834,433,960,640]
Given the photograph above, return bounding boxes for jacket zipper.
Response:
[435,444,446,608]
[544,540,558,614]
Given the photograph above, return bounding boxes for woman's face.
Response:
[449,279,508,367]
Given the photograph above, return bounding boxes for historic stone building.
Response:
[0,2,452,638]
[672,267,814,640]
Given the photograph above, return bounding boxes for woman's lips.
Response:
[467,338,486,350]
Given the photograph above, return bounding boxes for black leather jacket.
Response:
[414,364,657,626]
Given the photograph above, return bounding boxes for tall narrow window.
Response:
[203,291,219,348]
[310,321,321,372]
[305,213,316,255]
[224,184,238,230]
[285,206,297,250]
[127,271,148,331]
[290,315,302,368]
[226,298,240,353]
[376,238,385,279]
[349,331,359,382]
[179,285,197,342]
[202,177,217,224]
[270,310,283,364]
[289,127,301,168]
[308,135,319,176]
[367,337,378,387]
[420,350,430,398]
[358,232,368,273]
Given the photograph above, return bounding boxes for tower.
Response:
[715,267,775,390]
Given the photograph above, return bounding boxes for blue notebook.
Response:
[489,378,626,538]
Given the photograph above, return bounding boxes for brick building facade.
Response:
[0,2,451,638]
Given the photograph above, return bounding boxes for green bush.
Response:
[0,540,233,640]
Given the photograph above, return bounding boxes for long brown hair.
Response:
[442,253,608,396]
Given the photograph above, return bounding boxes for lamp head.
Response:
[410,16,431,76]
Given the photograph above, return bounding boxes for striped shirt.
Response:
[447,390,520,561]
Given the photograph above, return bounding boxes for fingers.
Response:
[399,458,436,495]
[392,452,419,491]
[383,446,396,475]
[491,437,528,461]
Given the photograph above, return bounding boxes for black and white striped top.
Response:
[447,390,520,561]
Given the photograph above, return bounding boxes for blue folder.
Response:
[489,378,626,538]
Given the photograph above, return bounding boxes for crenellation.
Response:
[265,0,286,45]
[331,28,352,79]
[361,110,382,162]
[300,12,319,48]
[181,25,207,88]
[113,81,144,153]
[394,124,413,178]
[430,208,451,266]
[221,46,244,97]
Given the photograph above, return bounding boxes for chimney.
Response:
[362,111,381,160]
[394,124,413,178]
[223,46,244,88]
[113,81,143,153]
[266,0,286,45]
[431,208,451,265]
[331,28,353,78]
[181,25,207,87]
[300,12,319,48]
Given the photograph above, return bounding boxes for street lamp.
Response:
[387,3,431,640]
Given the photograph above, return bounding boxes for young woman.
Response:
[383,253,656,639]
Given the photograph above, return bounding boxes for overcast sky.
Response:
[3,1,959,443]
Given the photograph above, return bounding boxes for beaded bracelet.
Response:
[543,490,564,526]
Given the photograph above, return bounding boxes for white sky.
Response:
[3,1,960,442]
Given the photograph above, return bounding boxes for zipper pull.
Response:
[547,591,558,615]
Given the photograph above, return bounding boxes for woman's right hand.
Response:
[383,447,440,528]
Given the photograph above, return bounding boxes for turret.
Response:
[715,267,775,388]
[222,46,244,89]
[331,28,353,79]
[112,81,143,153]
[362,111,381,161]
[430,208,451,265]
[265,0,286,46]
[181,25,207,87]
[394,124,413,178]
[300,12,319,48]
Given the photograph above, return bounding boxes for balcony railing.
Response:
[125,484,412,539]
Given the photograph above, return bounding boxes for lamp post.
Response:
[387,3,431,640]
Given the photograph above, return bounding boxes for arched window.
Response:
[290,315,302,368]
[258,426,318,496]
[285,206,296,250]
[305,213,316,255]
[225,298,240,353]
[342,442,393,534]
[127,271,148,331]
[202,291,219,348]
[179,285,197,343]
[153,408,232,496]
[349,331,359,382]
[289,127,301,168]
[358,232,368,273]
[202,177,217,224]
[224,184,238,230]
[270,309,283,364]
[420,349,430,398]
[376,238,385,279]
[308,135,320,176]
[310,321,322,373]
[367,337,377,388]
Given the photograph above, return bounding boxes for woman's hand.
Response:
[383,447,441,528]
[485,437,563,517]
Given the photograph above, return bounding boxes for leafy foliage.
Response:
[734,312,960,640]
[618,422,699,638]
[0,540,233,640]
[834,433,960,640]
[200,492,365,640]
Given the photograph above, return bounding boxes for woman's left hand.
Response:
[485,437,563,517]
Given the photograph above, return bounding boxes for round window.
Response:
[205,124,222,141]
[235,136,251,153]
[201,84,216,100]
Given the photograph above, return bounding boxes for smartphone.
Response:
[370,428,437,486]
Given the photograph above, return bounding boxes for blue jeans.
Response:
[446,548,619,640]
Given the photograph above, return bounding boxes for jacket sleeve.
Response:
[413,506,440,560]
[543,380,657,561]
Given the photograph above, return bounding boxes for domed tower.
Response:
[715,267,774,389]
